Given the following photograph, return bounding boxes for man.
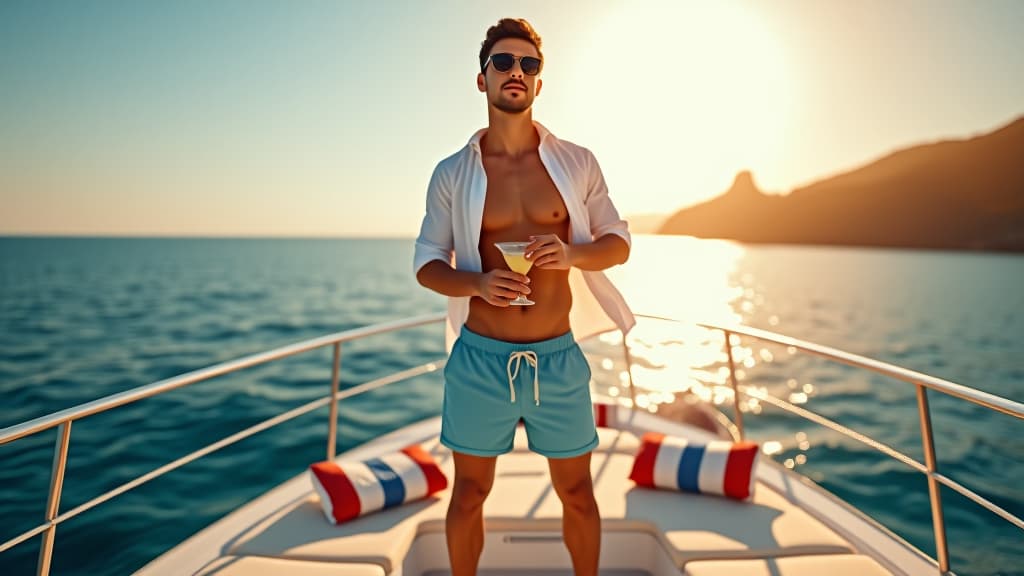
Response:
[413,18,635,576]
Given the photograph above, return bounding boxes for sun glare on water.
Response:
[605,234,744,326]
[590,235,747,398]
[589,236,807,437]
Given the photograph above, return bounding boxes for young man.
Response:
[413,18,635,576]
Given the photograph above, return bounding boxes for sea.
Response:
[1,235,1021,575]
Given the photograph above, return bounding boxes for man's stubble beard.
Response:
[491,86,534,114]
[494,99,531,114]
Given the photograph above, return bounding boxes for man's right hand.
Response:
[476,270,531,307]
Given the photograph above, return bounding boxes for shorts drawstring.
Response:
[506,350,540,405]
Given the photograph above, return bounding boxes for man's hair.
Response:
[479,18,543,73]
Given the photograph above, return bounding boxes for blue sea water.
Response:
[1,236,1021,575]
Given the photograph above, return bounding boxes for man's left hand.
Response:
[526,234,574,270]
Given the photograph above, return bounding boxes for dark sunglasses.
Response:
[484,53,543,76]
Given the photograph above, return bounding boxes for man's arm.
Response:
[568,234,629,270]
[416,261,482,297]
[526,233,628,272]
[417,260,531,307]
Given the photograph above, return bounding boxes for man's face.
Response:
[477,38,543,115]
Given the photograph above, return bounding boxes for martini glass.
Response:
[494,241,535,306]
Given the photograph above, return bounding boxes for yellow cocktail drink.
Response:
[493,241,535,306]
[502,253,533,275]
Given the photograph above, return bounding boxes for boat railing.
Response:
[0,312,449,576]
[694,320,1024,576]
[1,312,1021,576]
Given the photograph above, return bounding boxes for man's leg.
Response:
[549,452,600,576]
[447,451,498,576]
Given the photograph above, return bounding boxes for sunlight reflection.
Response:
[583,237,826,456]
[604,236,745,327]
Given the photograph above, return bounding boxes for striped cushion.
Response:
[628,432,759,500]
[309,444,448,524]
[593,401,621,428]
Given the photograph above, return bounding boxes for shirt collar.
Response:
[468,120,553,153]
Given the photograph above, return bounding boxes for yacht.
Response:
[2,313,1021,575]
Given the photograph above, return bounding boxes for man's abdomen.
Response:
[465,268,572,343]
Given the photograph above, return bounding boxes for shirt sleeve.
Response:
[584,149,631,247]
[413,163,455,275]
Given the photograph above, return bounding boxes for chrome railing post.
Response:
[327,343,342,461]
[37,421,72,576]
[915,384,950,573]
[724,330,745,440]
[622,336,636,410]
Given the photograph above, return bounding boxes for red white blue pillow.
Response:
[593,401,621,428]
[309,444,448,524]
[628,432,759,500]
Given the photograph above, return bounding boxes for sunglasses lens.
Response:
[490,53,515,72]
[521,57,542,75]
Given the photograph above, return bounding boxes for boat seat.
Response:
[682,554,894,575]
[194,556,385,575]
[228,427,853,572]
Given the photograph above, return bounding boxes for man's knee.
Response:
[553,477,598,515]
[450,476,494,514]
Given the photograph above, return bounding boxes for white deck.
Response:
[139,411,939,575]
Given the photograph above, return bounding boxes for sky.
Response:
[1,0,1022,238]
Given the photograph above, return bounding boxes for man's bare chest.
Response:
[480,156,567,231]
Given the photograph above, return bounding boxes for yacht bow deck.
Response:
[8,313,1018,575]
[139,415,909,576]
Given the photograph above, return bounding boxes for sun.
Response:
[562,1,794,212]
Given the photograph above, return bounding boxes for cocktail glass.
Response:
[494,241,535,306]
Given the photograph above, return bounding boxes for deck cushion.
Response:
[309,444,448,524]
[629,432,759,500]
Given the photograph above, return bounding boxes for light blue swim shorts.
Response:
[441,326,598,459]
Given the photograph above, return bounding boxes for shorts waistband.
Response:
[458,326,577,355]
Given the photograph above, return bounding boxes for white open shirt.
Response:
[414,121,636,352]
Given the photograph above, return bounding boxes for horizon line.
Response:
[0,233,419,240]
[0,230,670,241]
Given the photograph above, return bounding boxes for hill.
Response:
[658,117,1024,251]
